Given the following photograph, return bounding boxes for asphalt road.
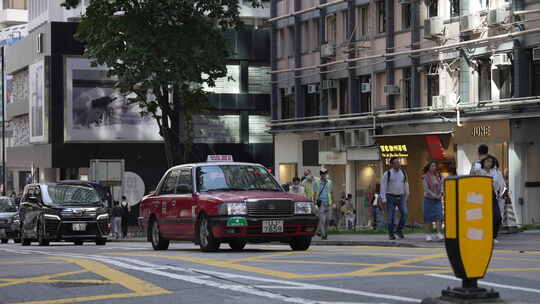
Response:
[1,241,539,304]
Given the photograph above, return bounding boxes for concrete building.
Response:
[270,0,540,227]
[4,0,272,206]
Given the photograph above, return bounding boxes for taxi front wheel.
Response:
[290,236,311,251]
[197,215,220,252]
[228,239,247,251]
[150,220,169,250]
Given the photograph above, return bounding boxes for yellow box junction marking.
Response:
[0,257,170,304]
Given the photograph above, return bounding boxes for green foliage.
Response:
[65,0,259,165]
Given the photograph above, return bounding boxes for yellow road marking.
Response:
[349,253,448,276]
[494,257,540,262]
[0,261,65,265]
[253,259,450,270]
[0,270,87,288]
[225,251,303,263]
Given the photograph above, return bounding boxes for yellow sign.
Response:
[379,145,408,158]
[444,176,493,280]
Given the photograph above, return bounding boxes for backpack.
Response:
[386,168,408,189]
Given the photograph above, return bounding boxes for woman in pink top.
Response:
[422,161,444,242]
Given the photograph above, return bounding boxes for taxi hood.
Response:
[199,191,310,203]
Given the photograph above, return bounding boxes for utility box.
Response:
[89,159,125,203]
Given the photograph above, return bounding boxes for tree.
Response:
[63,0,258,166]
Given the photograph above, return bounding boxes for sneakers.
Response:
[396,231,405,239]
[436,233,444,241]
[425,234,433,242]
[389,234,396,240]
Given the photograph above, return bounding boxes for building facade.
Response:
[4,1,273,207]
[270,0,540,226]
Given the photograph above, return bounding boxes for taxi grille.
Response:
[246,199,294,217]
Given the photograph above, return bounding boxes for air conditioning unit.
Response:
[384,85,400,96]
[345,129,373,147]
[431,95,447,110]
[321,79,338,90]
[492,54,511,66]
[424,17,444,38]
[460,14,481,33]
[533,48,540,61]
[285,86,294,96]
[360,82,371,93]
[307,84,319,94]
[488,8,509,27]
[321,43,335,58]
[399,0,410,4]
[329,133,344,152]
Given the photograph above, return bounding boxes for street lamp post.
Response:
[1,46,5,196]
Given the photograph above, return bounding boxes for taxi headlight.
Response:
[219,203,247,215]
[295,202,314,215]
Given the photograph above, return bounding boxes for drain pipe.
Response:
[456,105,463,127]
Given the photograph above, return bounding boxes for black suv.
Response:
[0,197,20,243]
[19,181,111,246]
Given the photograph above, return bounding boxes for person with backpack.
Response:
[312,168,333,240]
[380,157,410,240]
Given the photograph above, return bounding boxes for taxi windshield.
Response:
[196,165,281,193]
[0,198,17,212]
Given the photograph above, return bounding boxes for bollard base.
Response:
[421,296,507,304]
[441,286,500,300]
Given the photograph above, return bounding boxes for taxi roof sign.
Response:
[207,155,234,162]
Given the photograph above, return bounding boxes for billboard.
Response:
[64,57,162,142]
[29,60,46,143]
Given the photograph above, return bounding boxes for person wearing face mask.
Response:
[312,168,333,240]
[289,177,305,195]
[479,155,505,243]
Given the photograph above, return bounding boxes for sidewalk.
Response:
[113,228,540,251]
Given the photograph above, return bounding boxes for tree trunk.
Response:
[162,126,183,167]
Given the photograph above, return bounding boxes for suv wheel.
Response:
[95,238,107,246]
[38,222,50,246]
[74,240,84,246]
[1,239,8,244]
[197,215,220,252]
[228,240,247,251]
[20,229,30,246]
[289,236,311,251]
[150,220,169,250]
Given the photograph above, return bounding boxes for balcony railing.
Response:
[3,0,27,9]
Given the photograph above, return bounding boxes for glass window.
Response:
[41,184,102,206]
[176,169,193,193]
[0,197,17,212]
[450,0,459,18]
[196,165,281,192]
[160,169,180,195]
[428,0,438,18]
[402,4,411,30]
[377,1,386,34]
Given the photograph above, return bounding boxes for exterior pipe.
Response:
[267,0,347,23]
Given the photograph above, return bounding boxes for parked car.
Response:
[0,197,20,243]
[139,159,319,252]
[18,181,111,246]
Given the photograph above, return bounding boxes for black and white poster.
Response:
[29,60,46,143]
[64,57,161,142]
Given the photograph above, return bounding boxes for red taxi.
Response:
[139,158,318,252]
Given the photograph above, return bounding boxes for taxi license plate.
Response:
[262,220,283,233]
[72,223,87,231]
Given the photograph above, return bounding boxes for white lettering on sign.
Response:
[466,208,483,221]
[467,193,484,204]
[471,125,491,137]
[467,228,484,240]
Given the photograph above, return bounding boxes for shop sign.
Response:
[347,148,380,161]
[455,120,509,144]
[319,151,347,165]
[379,145,408,158]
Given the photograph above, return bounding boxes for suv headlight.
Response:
[218,203,247,215]
[295,202,314,215]
[97,214,109,220]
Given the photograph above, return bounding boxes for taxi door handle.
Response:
[171,201,176,207]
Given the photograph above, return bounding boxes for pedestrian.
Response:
[111,201,123,240]
[301,169,315,202]
[313,168,333,240]
[120,196,130,238]
[289,177,305,195]
[422,160,444,242]
[479,155,505,243]
[380,157,410,240]
[342,194,355,231]
[470,144,500,175]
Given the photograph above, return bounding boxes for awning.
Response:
[372,131,453,138]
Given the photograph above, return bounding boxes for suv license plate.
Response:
[72,223,87,231]
[262,220,283,233]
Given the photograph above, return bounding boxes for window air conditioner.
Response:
[360,83,371,93]
[285,86,294,96]
[533,48,540,61]
[460,14,481,33]
[384,85,400,96]
[321,43,335,58]
[491,54,511,66]
[432,95,446,110]
[330,133,344,152]
[307,84,320,94]
[322,79,338,90]
[488,8,509,27]
[424,17,444,38]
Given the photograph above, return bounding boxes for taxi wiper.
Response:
[207,187,247,192]
[249,188,282,192]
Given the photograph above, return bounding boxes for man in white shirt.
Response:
[470,144,489,175]
[380,157,410,240]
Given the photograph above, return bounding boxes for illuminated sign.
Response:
[379,145,408,158]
